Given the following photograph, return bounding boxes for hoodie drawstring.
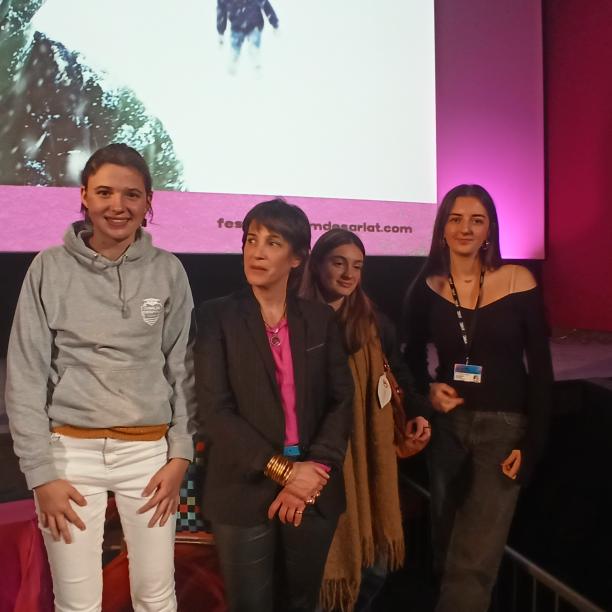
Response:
[116,259,130,319]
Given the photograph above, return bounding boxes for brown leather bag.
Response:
[382,357,426,459]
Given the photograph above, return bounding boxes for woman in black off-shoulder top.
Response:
[403,184,553,612]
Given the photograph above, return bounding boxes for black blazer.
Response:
[194,288,354,526]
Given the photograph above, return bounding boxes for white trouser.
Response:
[35,435,177,612]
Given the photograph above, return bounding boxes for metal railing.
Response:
[399,474,605,612]
[498,547,605,612]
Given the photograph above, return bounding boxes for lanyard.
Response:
[448,267,485,365]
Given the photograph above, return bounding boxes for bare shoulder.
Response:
[425,274,446,295]
[498,264,537,292]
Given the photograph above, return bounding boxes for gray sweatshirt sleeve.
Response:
[162,261,196,461]
[5,255,59,489]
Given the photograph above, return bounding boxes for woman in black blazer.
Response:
[195,199,354,612]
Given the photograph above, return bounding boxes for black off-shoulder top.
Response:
[403,277,554,482]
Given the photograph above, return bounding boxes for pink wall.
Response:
[543,0,612,331]
[436,0,544,259]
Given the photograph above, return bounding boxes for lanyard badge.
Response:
[449,268,485,384]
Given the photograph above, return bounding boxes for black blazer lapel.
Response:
[240,290,282,407]
[287,298,307,442]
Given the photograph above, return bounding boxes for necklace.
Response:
[266,325,282,347]
[262,303,287,347]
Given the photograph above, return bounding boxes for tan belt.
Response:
[52,424,169,441]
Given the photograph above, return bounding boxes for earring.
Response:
[481,240,490,251]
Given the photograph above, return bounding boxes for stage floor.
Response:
[549,328,612,380]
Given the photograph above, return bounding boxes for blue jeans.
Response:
[428,409,526,612]
[354,562,388,612]
[230,27,262,57]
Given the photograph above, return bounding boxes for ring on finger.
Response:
[306,497,315,505]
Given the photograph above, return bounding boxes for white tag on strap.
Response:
[377,373,393,408]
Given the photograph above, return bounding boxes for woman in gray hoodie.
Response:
[5,143,196,612]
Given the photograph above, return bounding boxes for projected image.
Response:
[0,0,184,190]
[1,0,436,204]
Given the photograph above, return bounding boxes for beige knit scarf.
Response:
[319,336,405,612]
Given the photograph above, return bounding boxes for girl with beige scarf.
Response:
[301,229,431,611]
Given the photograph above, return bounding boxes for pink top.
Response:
[265,318,330,472]
[265,319,299,446]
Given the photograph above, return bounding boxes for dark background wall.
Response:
[0,251,429,357]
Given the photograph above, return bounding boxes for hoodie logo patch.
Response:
[141,298,163,326]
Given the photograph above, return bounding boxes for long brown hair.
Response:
[300,229,376,354]
[425,184,503,276]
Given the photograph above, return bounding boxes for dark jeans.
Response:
[429,409,526,612]
[354,562,388,612]
[214,508,338,612]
